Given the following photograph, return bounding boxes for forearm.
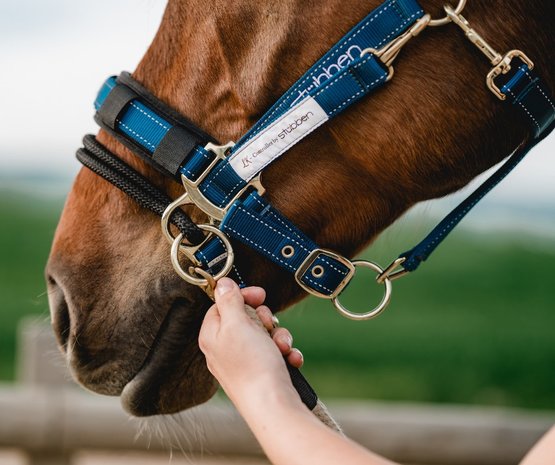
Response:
[234,379,395,465]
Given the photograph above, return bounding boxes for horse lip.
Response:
[120,293,211,416]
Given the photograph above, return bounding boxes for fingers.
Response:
[256,305,275,331]
[198,304,220,353]
[210,279,305,369]
[287,349,304,368]
[269,327,304,367]
[214,278,246,321]
[271,327,292,353]
[240,286,266,308]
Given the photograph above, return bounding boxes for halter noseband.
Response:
[78,0,555,320]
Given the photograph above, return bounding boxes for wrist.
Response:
[229,370,303,420]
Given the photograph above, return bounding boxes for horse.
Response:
[45,0,555,417]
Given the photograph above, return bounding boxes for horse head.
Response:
[46,0,554,416]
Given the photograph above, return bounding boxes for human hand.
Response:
[198,278,303,407]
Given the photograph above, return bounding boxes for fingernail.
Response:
[215,277,235,297]
[293,348,304,362]
[280,335,292,348]
[271,315,280,328]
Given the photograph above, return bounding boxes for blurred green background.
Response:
[1,184,554,410]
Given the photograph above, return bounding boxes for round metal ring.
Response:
[161,192,191,246]
[332,260,392,321]
[428,0,466,27]
[170,224,235,287]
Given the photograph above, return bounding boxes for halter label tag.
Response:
[229,97,329,181]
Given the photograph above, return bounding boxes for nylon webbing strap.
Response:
[94,73,215,180]
[182,0,425,208]
[400,63,555,272]
[90,0,425,299]
[234,0,424,148]
[220,192,353,297]
[86,0,555,305]
[191,56,392,209]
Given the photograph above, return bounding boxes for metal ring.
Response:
[161,192,191,245]
[331,261,392,321]
[428,0,466,27]
[170,224,234,286]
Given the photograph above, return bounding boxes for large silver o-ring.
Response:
[170,225,234,286]
[428,0,466,27]
[332,261,392,321]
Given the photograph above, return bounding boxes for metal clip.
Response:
[192,267,217,301]
[444,5,535,100]
[376,257,409,284]
[361,14,431,81]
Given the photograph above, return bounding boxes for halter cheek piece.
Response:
[80,0,555,320]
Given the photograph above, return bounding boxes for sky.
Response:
[0,0,553,229]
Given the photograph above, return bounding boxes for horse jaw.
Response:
[47,165,220,416]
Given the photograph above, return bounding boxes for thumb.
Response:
[214,277,246,321]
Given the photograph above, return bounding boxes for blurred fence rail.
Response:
[0,318,552,465]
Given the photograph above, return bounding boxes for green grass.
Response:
[0,189,63,379]
[282,226,555,410]
[1,188,554,410]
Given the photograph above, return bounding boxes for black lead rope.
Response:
[77,135,205,245]
[76,134,320,412]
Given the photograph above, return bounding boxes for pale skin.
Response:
[198,278,555,465]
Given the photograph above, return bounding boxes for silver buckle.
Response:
[294,249,355,299]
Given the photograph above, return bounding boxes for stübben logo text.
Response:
[241,110,315,168]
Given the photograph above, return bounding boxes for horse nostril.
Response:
[47,274,71,351]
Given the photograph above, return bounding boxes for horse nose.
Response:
[46,272,71,351]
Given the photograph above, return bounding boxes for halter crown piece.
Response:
[81,0,555,321]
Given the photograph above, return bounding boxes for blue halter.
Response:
[91,0,555,320]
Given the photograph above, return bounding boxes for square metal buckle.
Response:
[294,248,355,299]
